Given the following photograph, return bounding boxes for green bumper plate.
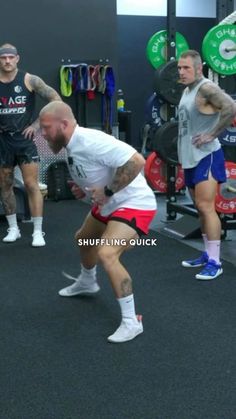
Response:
[202,24,236,75]
[146,30,189,69]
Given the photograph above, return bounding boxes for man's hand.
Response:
[192,133,214,147]
[85,187,109,206]
[22,124,37,140]
[67,181,86,199]
[232,117,236,127]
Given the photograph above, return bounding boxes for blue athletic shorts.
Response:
[184,148,226,189]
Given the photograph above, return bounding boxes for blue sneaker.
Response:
[182,251,209,268]
[195,259,223,280]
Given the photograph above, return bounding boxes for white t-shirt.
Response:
[66,126,157,216]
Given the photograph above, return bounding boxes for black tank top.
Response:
[0,70,35,132]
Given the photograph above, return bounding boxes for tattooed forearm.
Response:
[211,112,235,138]
[212,102,236,138]
[200,83,236,137]
[109,153,145,193]
[111,160,136,192]
[29,75,62,101]
[120,277,133,297]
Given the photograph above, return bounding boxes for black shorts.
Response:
[0,132,40,167]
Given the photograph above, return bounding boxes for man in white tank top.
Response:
[177,50,236,280]
[39,101,157,343]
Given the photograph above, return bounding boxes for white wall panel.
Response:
[117,0,236,18]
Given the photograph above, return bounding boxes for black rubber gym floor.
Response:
[0,200,235,419]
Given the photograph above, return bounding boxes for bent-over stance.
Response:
[39,101,157,343]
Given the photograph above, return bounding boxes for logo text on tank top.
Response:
[0,94,27,114]
[178,107,190,140]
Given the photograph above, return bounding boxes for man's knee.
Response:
[196,200,215,215]
[97,245,119,268]
[74,227,98,245]
[74,228,84,241]
[24,179,40,194]
[74,214,105,243]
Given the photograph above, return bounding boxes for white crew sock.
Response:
[32,217,43,233]
[207,240,221,264]
[80,264,97,283]
[202,234,209,254]
[6,214,18,229]
[117,294,137,322]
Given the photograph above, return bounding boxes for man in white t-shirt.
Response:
[39,101,157,343]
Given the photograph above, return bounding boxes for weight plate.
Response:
[215,161,236,214]
[140,123,159,153]
[154,60,185,105]
[144,93,163,126]
[152,121,179,165]
[146,30,189,69]
[202,24,236,75]
[144,92,169,126]
[144,151,184,193]
[218,126,236,146]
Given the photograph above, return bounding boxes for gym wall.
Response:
[0,1,234,150]
[0,0,118,128]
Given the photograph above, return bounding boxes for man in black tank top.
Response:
[0,43,62,246]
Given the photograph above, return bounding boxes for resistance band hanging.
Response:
[99,65,115,134]
[59,60,115,134]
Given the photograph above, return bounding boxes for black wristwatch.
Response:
[104,185,114,197]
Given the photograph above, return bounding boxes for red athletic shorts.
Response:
[91,206,157,236]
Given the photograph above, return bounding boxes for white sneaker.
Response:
[32,231,46,247]
[107,315,143,343]
[3,227,21,243]
[38,182,47,191]
[59,273,100,297]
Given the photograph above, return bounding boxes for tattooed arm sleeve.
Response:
[27,74,62,102]
[109,152,145,193]
[200,83,236,137]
